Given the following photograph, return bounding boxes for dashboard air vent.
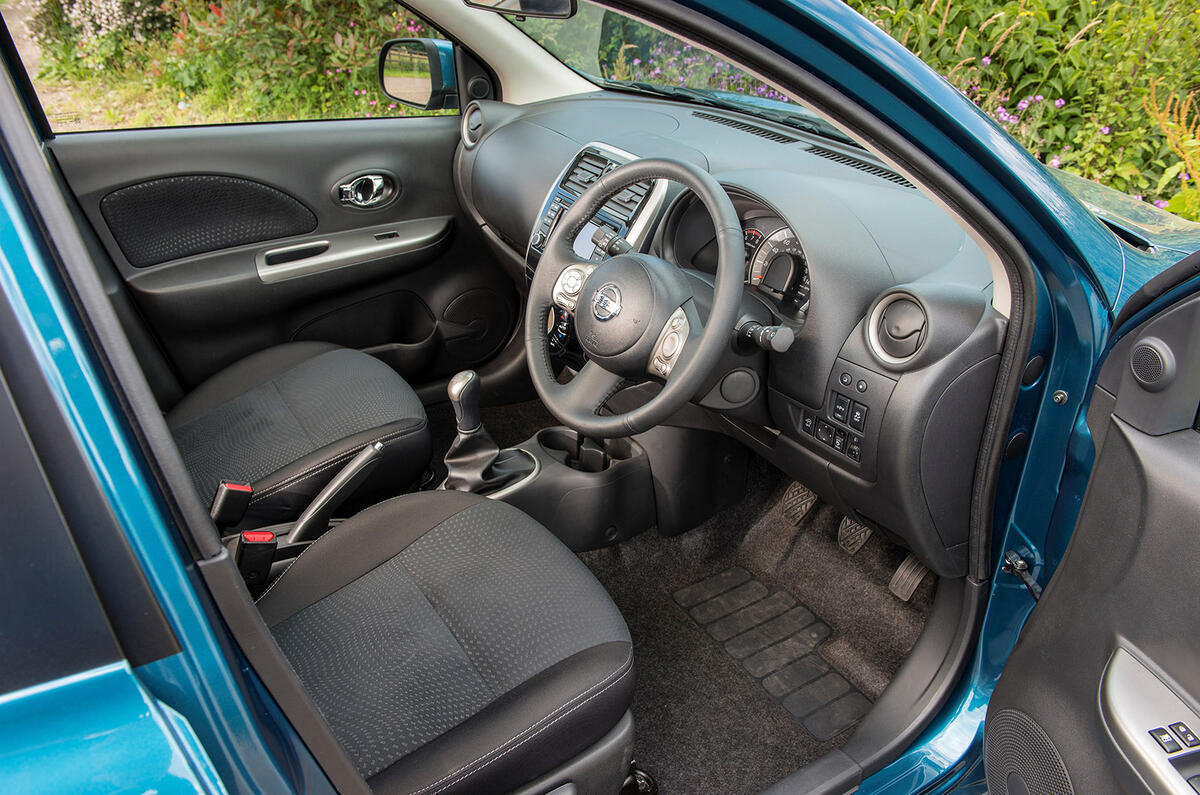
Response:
[461,101,484,149]
[561,149,651,224]
[806,145,916,189]
[561,150,614,195]
[868,292,927,366]
[692,111,799,144]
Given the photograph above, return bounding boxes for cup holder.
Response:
[535,427,639,472]
[497,426,655,551]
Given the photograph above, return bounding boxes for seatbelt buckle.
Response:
[233,529,277,598]
[210,480,253,528]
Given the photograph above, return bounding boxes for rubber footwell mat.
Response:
[673,566,871,740]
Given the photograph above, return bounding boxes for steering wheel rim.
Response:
[525,157,744,438]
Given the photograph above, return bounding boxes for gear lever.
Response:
[442,371,535,494]
[449,370,482,433]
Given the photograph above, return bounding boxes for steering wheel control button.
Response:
[1151,727,1183,753]
[1170,722,1200,747]
[562,268,585,295]
[647,307,689,377]
[662,331,681,359]
[840,372,853,387]
[848,402,868,432]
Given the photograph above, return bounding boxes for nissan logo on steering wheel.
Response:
[591,282,622,321]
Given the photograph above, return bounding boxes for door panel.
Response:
[985,282,1200,794]
[50,116,516,390]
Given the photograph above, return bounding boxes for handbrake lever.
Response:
[286,441,384,544]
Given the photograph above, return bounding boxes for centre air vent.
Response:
[561,149,651,224]
[867,292,927,366]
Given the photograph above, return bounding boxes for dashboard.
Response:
[454,94,1007,579]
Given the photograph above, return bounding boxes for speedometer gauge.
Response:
[748,227,810,302]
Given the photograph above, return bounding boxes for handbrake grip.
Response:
[286,441,384,544]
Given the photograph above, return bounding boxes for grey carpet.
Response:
[581,456,935,794]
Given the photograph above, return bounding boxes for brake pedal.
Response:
[837,516,873,555]
[782,482,818,524]
[889,553,930,601]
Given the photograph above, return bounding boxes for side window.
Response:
[0,0,451,132]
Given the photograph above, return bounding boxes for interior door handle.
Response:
[338,174,392,208]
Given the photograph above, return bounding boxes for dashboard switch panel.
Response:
[782,358,895,482]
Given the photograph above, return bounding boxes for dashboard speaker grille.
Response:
[1129,337,1175,391]
[806,145,916,189]
[691,111,799,143]
[1131,344,1165,383]
[985,708,1074,795]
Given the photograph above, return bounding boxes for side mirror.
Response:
[462,0,576,19]
[378,39,458,110]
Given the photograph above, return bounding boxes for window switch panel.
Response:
[1170,722,1200,747]
[1150,726,1182,753]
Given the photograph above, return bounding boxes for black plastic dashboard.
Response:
[454,93,1007,578]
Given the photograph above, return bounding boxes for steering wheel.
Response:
[525,158,744,438]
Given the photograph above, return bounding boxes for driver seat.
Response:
[258,490,635,793]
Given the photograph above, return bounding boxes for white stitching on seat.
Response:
[410,652,635,795]
[249,422,424,504]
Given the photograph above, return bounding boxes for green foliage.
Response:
[30,0,442,122]
[154,0,441,120]
[846,0,1200,217]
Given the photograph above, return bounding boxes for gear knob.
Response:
[448,370,481,433]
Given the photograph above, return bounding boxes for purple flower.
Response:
[1054,98,1065,108]
[1182,173,1191,181]
[1154,200,1169,209]
[1035,94,1044,102]
[1132,194,1142,200]
[1017,99,1029,111]
[981,55,991,66]
[1100,125,1111,134]
[632,58,641,65]
[1049,155,1061,167]
[651,67,661,77]
[970,84,980,94]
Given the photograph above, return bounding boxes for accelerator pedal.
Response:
[837,516,873,555]
[889,554,930,601]
[782,482,819,524]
